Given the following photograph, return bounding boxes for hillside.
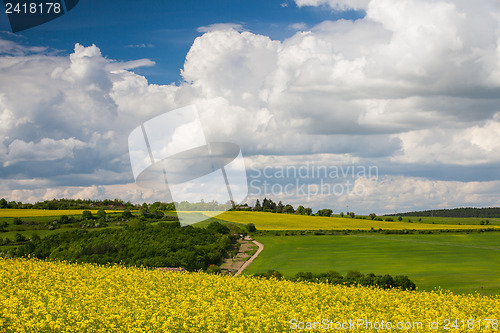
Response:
[214,211,500,230]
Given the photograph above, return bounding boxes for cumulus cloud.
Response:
[2,0,500,211]
[4,137,88,167]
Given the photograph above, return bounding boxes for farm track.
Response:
[235,237,264,277]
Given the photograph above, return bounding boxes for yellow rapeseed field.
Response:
[0,209,122,218]
[0,257,498,332]
[214,211,500,231]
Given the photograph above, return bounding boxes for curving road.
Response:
[234,237,264,277]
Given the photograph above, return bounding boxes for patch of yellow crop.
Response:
[0,209,122,218]
[215,211,500,231]
[0,257,498,332]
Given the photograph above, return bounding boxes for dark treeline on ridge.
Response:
[0,198,136,210]
[391,207,500,218]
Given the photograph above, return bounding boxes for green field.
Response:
[402,215,500,225]
[214,211,500,230]
[244,233,500,295]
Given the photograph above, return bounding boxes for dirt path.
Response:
[234,237,264,277]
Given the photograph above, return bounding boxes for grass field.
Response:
[400,215,500,225]
[1,257,498,332]
[243,233,500,295]
[214,211,500,230]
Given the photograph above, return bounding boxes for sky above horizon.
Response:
[1,0,500,214]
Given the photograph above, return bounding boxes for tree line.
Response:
[392,207,500,218]
[0,198,137,210]
[253,270,416,291]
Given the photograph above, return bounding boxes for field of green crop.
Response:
[214,211,500,230]
[244,233,500,295]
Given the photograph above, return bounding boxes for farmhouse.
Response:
[155,267,186,272]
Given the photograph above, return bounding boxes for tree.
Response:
[13,217,23,225]
[122,209,133,219]
[0,198,9,208]
[14,233,27,243]
[59,215,70,224]
[97,208,107,220]
[394,275,416,290]
[206,264,221,274]
[82,210,93,220]
[253,199,262,212]
[375,274,395,289]
[340,212,344,217]
[277,201,284,213]
[303,208,312,215]
[369,213,376,220]
[247,223,256,232]
[127,218,148,230]
[397,216,403,221]
[282,205,294,214]
[296,205,305,215]
[344,270,364,285]
[262,198,271,211]
[316,209,333,217]
[254,270,284,280]
[207,221,229,234]
[218,235,231,249]
[349,212,355,218]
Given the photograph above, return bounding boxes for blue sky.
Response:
[1,0,364,84]
[1,0,500,214]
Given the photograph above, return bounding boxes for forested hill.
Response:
[392,207,500,218]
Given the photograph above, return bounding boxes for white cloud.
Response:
[2,0,500,211]
[107,59,156,71]
[4,137,88,167]
[346,176,500,214]
[289,22,308,31]
[197,23,244,33]
[295,0,369,10]
[392,116,500,165]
